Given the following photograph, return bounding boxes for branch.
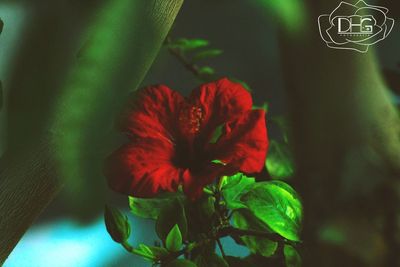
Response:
[165,36,203,78]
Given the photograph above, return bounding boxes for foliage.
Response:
[105,174,302,266]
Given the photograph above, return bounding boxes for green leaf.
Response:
[156,198,188,241]
[266,140,294,180]
[136,244,169,260]
[284,245,302,267]
[200,195,216,219]
[210,124,224,144]
[232,209,278,257]
[194,252,228,267]
[211,159,226,165]
[241,181,302,241]
[222,173,255,210]
[198,66,215,76]
[252,102,269,112]
[166,224,183,252]
[270,116,290,143]
[192,49,223,62]
[104,205,131,243]
[169,38,209,51]
[129,193,182,219]
[166,259,198,267]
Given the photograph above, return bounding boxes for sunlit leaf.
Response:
[166,224,183,252]
[192,49,223,62]
[241,181,302,241]
[232,209,278,257]
[266,140,294,180]
[222,173,255,210]
[284,245,301,267]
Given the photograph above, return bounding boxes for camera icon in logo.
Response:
[318,1,394,52]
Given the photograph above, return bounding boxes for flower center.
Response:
[178,104,204,135]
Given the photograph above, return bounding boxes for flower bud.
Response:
[104,205,131,243]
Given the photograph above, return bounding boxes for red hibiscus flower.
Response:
[105,78,268,199]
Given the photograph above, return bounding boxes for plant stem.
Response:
[216,238,227,259]
[218,226,283,242]
[165,36,203,79]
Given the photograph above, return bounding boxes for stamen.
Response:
[179,104,204,135]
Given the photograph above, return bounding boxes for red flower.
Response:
[105,78,268,199]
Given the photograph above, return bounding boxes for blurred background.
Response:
[1,0,399,266]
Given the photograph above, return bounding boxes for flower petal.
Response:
[182,163,237,200]
[104,140,181,198]
[212,109,268,173]
[187,78,253,142]
[118,85,185,143]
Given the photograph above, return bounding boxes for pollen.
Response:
[179,104,204,134]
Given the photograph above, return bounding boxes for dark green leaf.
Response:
[270,116,290,143]
[156,198,188,241]
[192,49,223,62]
[266,140,294,180]
[210,124,224,144]
[284,245,302,267]
[194,252,228,267]
[199,195,216,219]
[104,205,131,243]
[166,224,183,252]
[166,259,198,267]
[232,209,278,257]
[129,193,183,219]
[169,38,210,51]
[241,181,302,241]
[222,173,255,210]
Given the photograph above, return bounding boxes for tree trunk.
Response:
[0,0,184,263]
[278,1,400,266]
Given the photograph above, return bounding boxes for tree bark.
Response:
[0,0,184,263]
[278,1,400,266]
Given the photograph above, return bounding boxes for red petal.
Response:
[212,109,268,173]
[118,85,184,143]
[187,78,253,141]
[182,163,237,200]
[104,140,181,198]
